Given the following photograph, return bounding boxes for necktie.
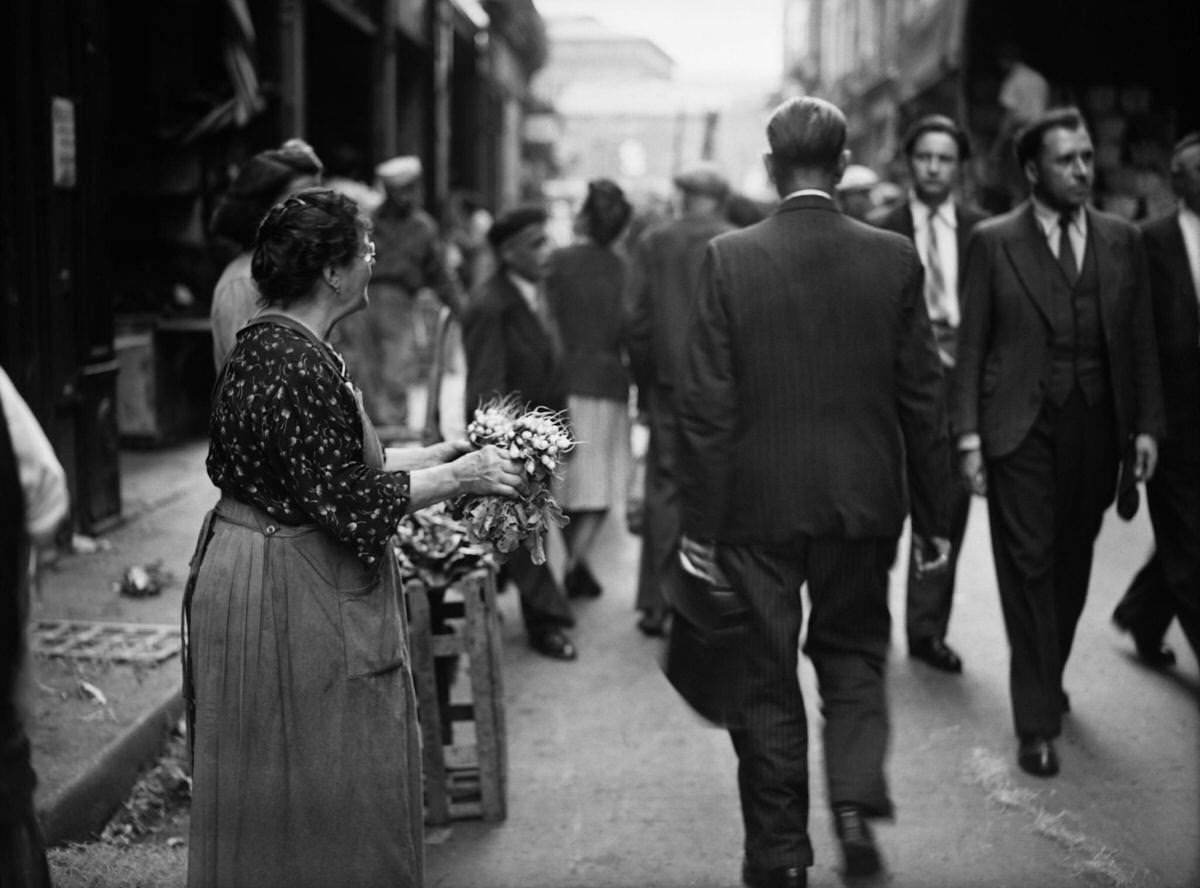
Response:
[924,208,947,321]
[1057,213,1079,285]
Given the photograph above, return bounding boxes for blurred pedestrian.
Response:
[875,114,988,674]
[332,156,463,435]
[626,161,734,637]
[462,205,579,661]
[834,163,879,221]
[186,188,525,888]
[952,107,1164,777]
[0,365,68,888]
[209,139,324,368]
[445,190,495,294]
[324,142,383,215]
[676,96,950,886]
[992,44,1050,208]
[1111,132,1200,667]
[545,179,633,600]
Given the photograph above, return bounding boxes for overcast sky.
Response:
[532,0,785,89]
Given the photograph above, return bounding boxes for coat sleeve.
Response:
[624,237,654,391]
[893,245,950,539]
[1127,228,1167,441]
[676,244,737,540]
[461,300,508,423]
[949,226,993,443]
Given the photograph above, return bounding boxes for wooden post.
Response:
[278,0,306,138]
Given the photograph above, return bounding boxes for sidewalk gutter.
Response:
[37,680,185,846]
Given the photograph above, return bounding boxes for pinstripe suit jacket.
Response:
[676,194,950,544]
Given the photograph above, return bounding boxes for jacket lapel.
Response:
[499,274,551,356]
[1002,204,1054,325]
[1164,215,1200,312]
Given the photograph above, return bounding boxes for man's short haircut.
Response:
[902,114,971,160]
[1015,107,1088,169]
[1171,132,1200,171]
[767,97,847,175]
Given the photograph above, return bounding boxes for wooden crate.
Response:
[405,569,507,824]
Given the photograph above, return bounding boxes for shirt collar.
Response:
[1030,194,1086,238]
[506,271,538,308]
[782,188,833,202]
[1180,203,1200,229]
[909,193,957,228]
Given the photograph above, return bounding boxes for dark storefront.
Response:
[2,0,544,532]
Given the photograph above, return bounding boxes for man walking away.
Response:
[677,96,950,887]
[626,161,735,637]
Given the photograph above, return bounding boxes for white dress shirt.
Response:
[782,188,833,201]
[911,196,960,327]
[1031,195,1088,269]
[1177,205,1200,344]
[507,271,539,314]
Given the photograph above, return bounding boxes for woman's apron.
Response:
[182,315,423,888]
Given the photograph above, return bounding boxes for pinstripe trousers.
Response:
[721,536,897,871]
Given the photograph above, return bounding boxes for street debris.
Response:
[77,680,108,705]
[116,562,172,598]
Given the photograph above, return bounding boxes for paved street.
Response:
[427,499,1199,888]
[35,434,1198,887]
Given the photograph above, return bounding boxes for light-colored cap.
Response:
[837,164,880,192]
[375,155,422,186]
[672,161,730,199]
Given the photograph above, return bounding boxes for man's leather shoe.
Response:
[1017,736,1059,777]
[636,609,667,637]
[529,628,577,661]
[833,804,881,877]
[1112,613,1176,668]
[909,637,963,673]
[564,564,603,599]
[742,862,807,888]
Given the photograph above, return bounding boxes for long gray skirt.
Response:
[185,496,423,888]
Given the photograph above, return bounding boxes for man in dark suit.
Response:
[1111,132,1200,667]
[952,107,1165,777]
[462,206,577,661]
[677,96,951,888]
[626,161,735,637]
[876,114,987,674]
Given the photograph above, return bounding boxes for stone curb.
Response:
[37,684,185,846]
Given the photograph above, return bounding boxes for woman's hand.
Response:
[432,437,474,463]
[450,445,527,497]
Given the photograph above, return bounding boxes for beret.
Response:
[487,205,548,250]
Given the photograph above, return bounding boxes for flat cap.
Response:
[487,205,548,250]
[375,155,422,186]
[673,162,730,199]
[836,164,880,192]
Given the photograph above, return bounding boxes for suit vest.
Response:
[1044,230,1108,406]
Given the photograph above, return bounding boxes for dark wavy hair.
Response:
[210,144,324,250]
[579,179,632,246]
[251,189,366,309]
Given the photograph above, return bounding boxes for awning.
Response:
[180,0,265,143]
[896,0,967,99]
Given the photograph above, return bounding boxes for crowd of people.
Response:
[2,84,1196,888]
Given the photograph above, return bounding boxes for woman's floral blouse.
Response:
[207,322,410,565]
